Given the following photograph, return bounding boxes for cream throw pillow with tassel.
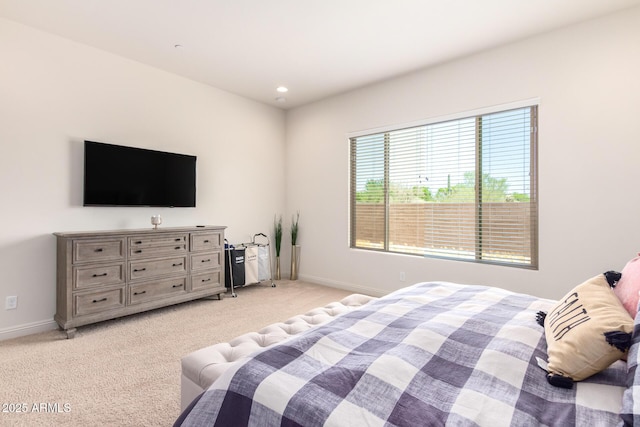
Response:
[539,273,633,388]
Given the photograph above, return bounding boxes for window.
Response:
[350,105,538,268]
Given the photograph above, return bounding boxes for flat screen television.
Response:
[83,140,196,207]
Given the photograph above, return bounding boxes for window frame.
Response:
[348,101,539,269]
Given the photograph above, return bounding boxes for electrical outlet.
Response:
[399,272,406,282]
[6,296,17,310]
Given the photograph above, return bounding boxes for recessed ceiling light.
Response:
[276,86,288,93]
[174,44,183,49]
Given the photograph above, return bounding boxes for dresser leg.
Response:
[65,328,77,339]
[204,292,224,301]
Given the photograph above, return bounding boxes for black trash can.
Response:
[224,247,245,289]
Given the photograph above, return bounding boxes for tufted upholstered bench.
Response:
[180,293,377,410]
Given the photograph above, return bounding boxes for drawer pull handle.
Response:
[202,259,211,263]
[133,268,146,272]
[92,273,108,277]
[175,246,182,250]
[134,291,146,296]
[135,241,142,244]
[202,278,211,283]
[172,262,183,267]
[175,238,182,242]
[134,250,142,254]
[94,248,103,252]
[204,240,210,243]
[172,284,183,288]
[92,297,107,303]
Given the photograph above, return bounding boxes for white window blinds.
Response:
[350,105,538,268]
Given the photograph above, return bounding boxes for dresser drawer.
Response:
[73,239,125,263]
[129,243,187,258]
[190,251,222,272]
[190,232,222,252]
[191,269,223,292]
[73,263,125,290]
[129,234,188,258]
[130,256,187,281]
[129,233,188,247]
[129,277,187,305]
[73,288,125,317]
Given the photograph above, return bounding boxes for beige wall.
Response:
[285,6,640,300]
[0,18,286,338]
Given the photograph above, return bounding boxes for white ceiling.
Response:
[2,0,640,109]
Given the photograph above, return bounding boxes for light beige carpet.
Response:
[0,281,356,426]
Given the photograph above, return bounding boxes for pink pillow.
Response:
[614,253,640,319]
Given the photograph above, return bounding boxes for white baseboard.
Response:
[299,274,387,298]
[0,319,58,341]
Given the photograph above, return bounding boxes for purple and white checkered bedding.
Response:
[176,282,630,426]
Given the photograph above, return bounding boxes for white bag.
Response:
[244,245,259,285]
[257,245,270,281]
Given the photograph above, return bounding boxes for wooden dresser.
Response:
[54,226,226,338]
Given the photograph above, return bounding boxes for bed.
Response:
[175,281,639,426]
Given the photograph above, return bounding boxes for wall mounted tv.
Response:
[83,141,196,207]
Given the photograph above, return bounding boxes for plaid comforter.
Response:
[176,282,627,426]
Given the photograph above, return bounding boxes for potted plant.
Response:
[290,211,300,280]
[273,215,282,280]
